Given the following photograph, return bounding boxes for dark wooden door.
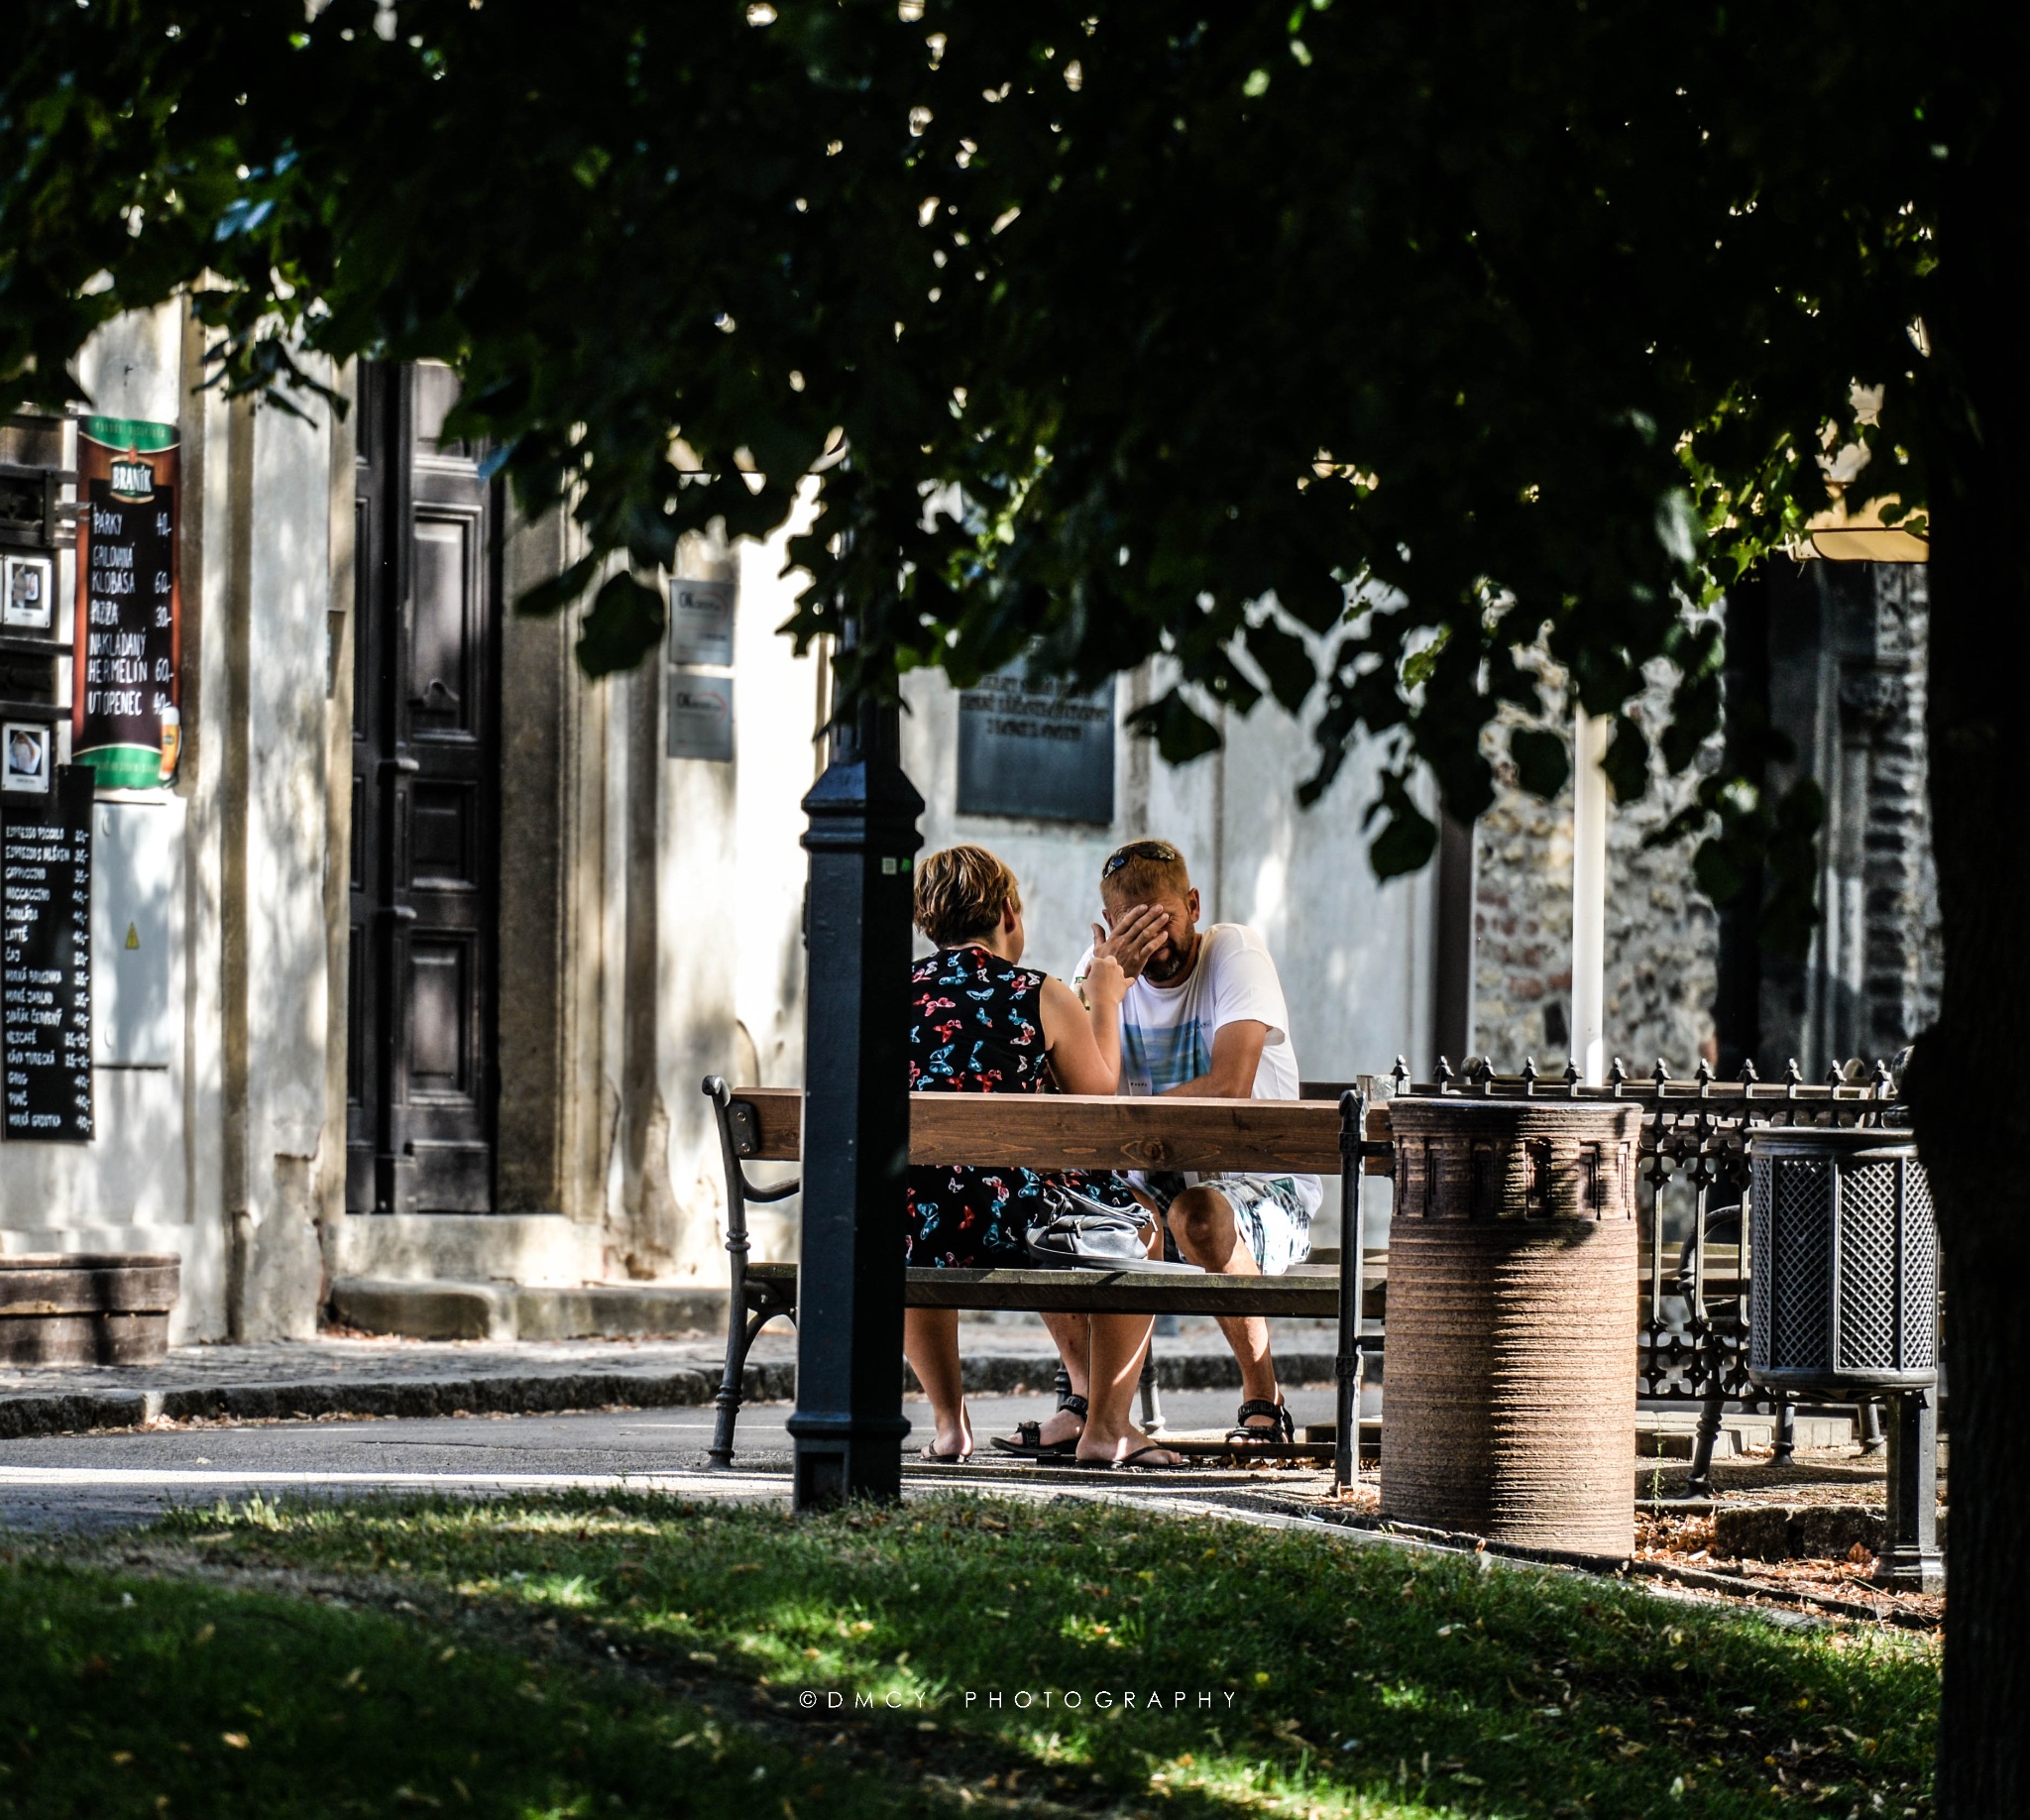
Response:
[347,364,502,1213]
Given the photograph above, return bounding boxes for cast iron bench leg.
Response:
[1138,1345,1164,1433]
[702,1075,800,1471]
[1771,1392,1796,1465]
[1686,1379,1729,1499]
[1333,1086,1368,1490]
[1858,1396,1886,1456]
[710,1308,767,1469]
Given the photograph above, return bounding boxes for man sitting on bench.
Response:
[1077,840,1320,1446]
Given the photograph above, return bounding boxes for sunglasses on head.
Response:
[1101,840,1181,880]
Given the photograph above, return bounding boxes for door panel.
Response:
[407,941,470,1094]
[347,363,500,1213]
[409,512,478,736]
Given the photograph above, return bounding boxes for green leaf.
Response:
[1509,727,1570,800]
[516,555,602,621]
[1369,798,1438,878]
[576,572,666,678]
[1244,619,1317,715]
[1601,713,1652,803]
[1127,691,1222,765]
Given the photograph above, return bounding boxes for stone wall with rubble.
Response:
[1469,663,1722,1077]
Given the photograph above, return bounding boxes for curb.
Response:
[0,1347,1334,1440]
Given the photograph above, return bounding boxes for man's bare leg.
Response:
[903,1308,971,1457]
[1076,1312,1182,1465]
[1166,1186,1282,1426]
[1035,1311,1090,1446]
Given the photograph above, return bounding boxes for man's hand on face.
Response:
[1092,903,1169,983]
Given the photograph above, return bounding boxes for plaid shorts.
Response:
[1140,1173,1313,1276]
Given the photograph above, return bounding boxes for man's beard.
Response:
[1142,940,1191,983]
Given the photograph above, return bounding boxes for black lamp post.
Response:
[786,691,925,1510]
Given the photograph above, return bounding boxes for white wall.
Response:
[0,303,341,1341]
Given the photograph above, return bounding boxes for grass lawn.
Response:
[0,1491,1935,1818]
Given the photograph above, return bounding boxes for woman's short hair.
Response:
[914,845,1020,948]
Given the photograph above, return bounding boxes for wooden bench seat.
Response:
[705,1080,1387,1473]
[740,1258,1384,1320]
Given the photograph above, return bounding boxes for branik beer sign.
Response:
[72,416,180,792]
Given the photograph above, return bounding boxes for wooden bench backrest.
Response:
[726,1086,1390,1174]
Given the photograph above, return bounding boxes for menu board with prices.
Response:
[72,416,180,792]
[2,765,93,1141]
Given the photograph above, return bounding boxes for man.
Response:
[1077,839,1320,1443]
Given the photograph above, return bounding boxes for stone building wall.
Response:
[1860,565,1942,1057]
[1470,661,1722,1077]
[1756,561,1942,1074]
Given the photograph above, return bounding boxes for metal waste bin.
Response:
[1747,1126,1942,1589]
[1748,1128,1937,1388]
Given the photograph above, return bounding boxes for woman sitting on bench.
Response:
[906,845,1183,1469]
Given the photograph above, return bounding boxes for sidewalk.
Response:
[0,1318,1347,1440]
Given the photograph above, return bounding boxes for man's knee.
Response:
[1166,1188,1234,1254]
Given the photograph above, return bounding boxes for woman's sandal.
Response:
[1225,1398,1296,1448]
[918,1445,973,1463]
[1106,1443,1186,1472]
[991,1392,1088,1458]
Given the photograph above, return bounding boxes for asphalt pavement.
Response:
[0,1385,1358,1535]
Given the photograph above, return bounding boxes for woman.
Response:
[906,844,1180,1468]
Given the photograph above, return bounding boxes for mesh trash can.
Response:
[1748,1128,1938,1391]
[1380,1097,1641,1557]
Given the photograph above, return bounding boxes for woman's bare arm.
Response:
[1038,963,1125,1094]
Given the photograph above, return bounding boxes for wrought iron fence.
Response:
[1384,1054,1900,1407]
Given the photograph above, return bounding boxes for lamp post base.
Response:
[788,1412,913,1510]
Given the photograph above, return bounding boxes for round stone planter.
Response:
[0,1254,179,1366]
[1379,1097,1641,1557]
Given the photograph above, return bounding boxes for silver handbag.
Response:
[1025,1182,1201,1273]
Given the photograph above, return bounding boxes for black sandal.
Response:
[992,1392,1088,1458]
[1225,1398,1295,1447]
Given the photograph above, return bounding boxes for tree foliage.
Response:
[0,0,1949,891]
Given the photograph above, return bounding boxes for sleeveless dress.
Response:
[905,945,1141,1268]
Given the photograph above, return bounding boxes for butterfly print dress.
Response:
[905,945,1139,1268]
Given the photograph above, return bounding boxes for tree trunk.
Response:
[1914,103,2030,1811]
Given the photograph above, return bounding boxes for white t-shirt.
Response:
[1075,922,1321,1217]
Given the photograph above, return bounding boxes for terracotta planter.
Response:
[0,1254,179,1366]
[1380,1097,1640,1557]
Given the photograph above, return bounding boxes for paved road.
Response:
[0,1386,1358,1535]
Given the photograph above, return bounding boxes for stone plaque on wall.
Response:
[957,673,1115,825]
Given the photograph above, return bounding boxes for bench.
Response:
[702,1078,1391,1476]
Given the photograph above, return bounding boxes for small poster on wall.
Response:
[72,416,180,792]
[2,554,54,630]
[1,724,51,795]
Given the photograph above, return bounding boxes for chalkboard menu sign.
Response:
[957,672,1116,825]
[2,765,93,1141]
[72,416,180,792]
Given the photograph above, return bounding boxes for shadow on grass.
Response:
[11,1489,1939,1819]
